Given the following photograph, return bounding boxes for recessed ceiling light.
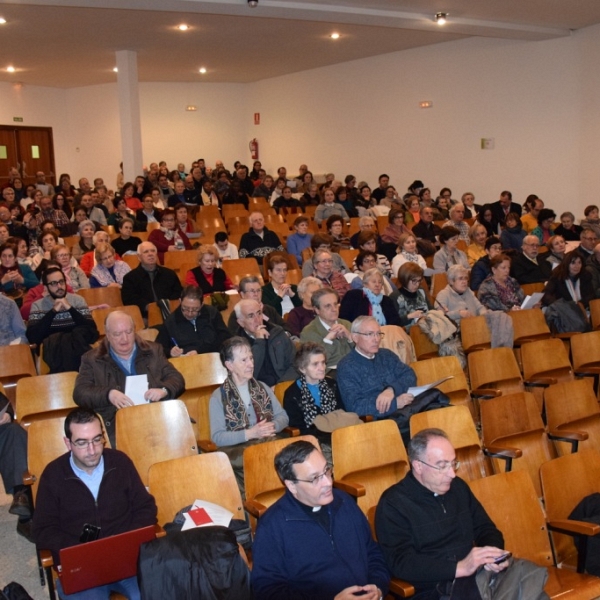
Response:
[435,12,448,25]
[113,67,118,73]
[178,24,189,31]
[0,18,7,24]
[7,66,16,73]
[199,67,207,74]
[330,32,340,40]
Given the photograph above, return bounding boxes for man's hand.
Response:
[396,393,414,409]
[145,388,168,402]
[108,390,135,409]
[53,298,71,312]
[246,419,276,441]
[170,345,184,357]
[254,324,270,339]
[278,283,294,297]
[375,387,395,414]
[334,585,382,599]
[326,323,351,342]
[456,546,508,578]
[0,412,11,426]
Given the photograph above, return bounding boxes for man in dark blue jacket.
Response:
[251,440,389,600]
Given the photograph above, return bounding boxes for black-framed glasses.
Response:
[47,280,66,288]
[71,435,106,449]
[294,465,333,486]
[417,459,460,472]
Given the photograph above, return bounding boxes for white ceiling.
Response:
[1,0,600,88]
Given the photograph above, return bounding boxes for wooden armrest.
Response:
[359,415,374,423]
[575,366,600,376]
[333,480,366,498]
[198,439,218,453]
[244,499,268,519]
[523,377,558,388]
[515,334,551,345]
[389,577,416,598]
[284,426,300,437]
[548,519,600,537]
[548,429,588,453]
[154,524,167,538]
[483,446,522,472]
[471,388,501,399]
[39,549,54,569]
[22,470,36,487]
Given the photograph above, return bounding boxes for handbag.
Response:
[313,409,362,432]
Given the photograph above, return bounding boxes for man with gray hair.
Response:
[234,298,296,386]
[73,310,185,445]
[510,235,551,284]
[239,211,284,260]
[376,428,548,599]
[442,203,470,243]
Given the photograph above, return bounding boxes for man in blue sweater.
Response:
[251,440,389,599]
[337,316,417,419]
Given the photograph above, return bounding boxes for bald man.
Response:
[73,310,185,445]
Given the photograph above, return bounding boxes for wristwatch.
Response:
[161,387,169,399]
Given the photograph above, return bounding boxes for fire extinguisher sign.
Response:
[254,113,260,125]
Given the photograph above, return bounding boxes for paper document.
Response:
[521,292,544,310]
[124,374,149,405]
[181,499,234,531]
[408,375,454,397]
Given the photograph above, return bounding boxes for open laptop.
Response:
[59,525,156,594]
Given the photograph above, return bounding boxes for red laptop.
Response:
[58,525,156,594]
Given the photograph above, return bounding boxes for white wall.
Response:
[3,24,600,218]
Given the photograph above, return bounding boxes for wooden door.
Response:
[0,125,56,187]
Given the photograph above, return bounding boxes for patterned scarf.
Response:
[364,287,386,325]
[220,376,274,431]
[298,375,339,429]
[90,260,131,286]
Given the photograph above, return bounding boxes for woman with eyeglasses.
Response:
[396,262,431,330]
[184,245,234,295]
[436,265,487,326]
[209,336,289,488]
[0,242,38,296]
[50,245,89,291]
[350,251,396,296]
[147,208,192,264]
[88,243,131,288]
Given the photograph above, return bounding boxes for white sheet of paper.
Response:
[408,375,454,397]
[9,338,22,345]
[125,374,149,405]
[181,499,234,531]
[521,292,544,310]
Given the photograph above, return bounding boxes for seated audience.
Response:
[262,255,302,317]
[27,266,98,373]
[349,216,381,249]
[157,286,231,357]
[73,311,185,445]
[351,250,396,296]
[0,241,38,295]
[542,250,594,310]
[542,235,566,271]
[500,212,526,252]
[148,208,192,264]
[107,196,136,229]
[251,440,389,600]
[174,203,199,236]
[476,204,500,237]
[436,265,488,326]
[326,215,351,251]
[315,188,348,225]
[136,194,162,229]
[510,235,551,284]
[404,195,422,224]
[433,227,470,272]
[576,228,598,262]
[412,206,441,250]
[110,217,143,257]
[239,211,284,260]
[466,223,487,267]
[286,216,312,265]
[354,231,392,277]
[301,234,349,277]
[300,182,321,209]
[530,208,556,244]
[233,299,297,385]
[520,197,544,233]
[301,288,352,372]
[309,249,351,299]
[580,204,600,238]
[213,231,239,263]
[380,208,411,246]
[443,203,470,243]
[460,191,480,219]
[0,293,27,345]
[490,190,521,227]
[376,429,520,598]
[273,186,301,214]
[50,244,88,292]
[391,232,427,275]
[33,407,157,597]
[555,211,582,241]
[396,263,431,330]
[479,254,526,312]
[70,219,96,263]
[30,230,62,271]
[340,269,401,327]
[89,243,131,288]
[79,230,114,276]
[121,242,182,319]
[184,244,234,294]
[286,276,322,338]
[470,236,502,292]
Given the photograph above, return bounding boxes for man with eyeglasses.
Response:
[74,311,185,446]
[375,429,544,599]
[33,407,157,599]
[157,285,231,357]
[234,299,297,386]
[510,235,551,284]
[252,440,389,600]
[337,316,417,425]
[27,266,98,372]
[577,229,599,263]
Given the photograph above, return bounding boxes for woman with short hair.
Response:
[184,244,233,294]
[89,243,131,288]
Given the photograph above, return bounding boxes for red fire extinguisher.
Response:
[249,138,259,160]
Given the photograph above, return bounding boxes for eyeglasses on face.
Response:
[47,279,66,288]
[355,331,385,339]
[181,305,201,314]
[71,435,106,448]
[294,465,333,486]
[417,459,460,472]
